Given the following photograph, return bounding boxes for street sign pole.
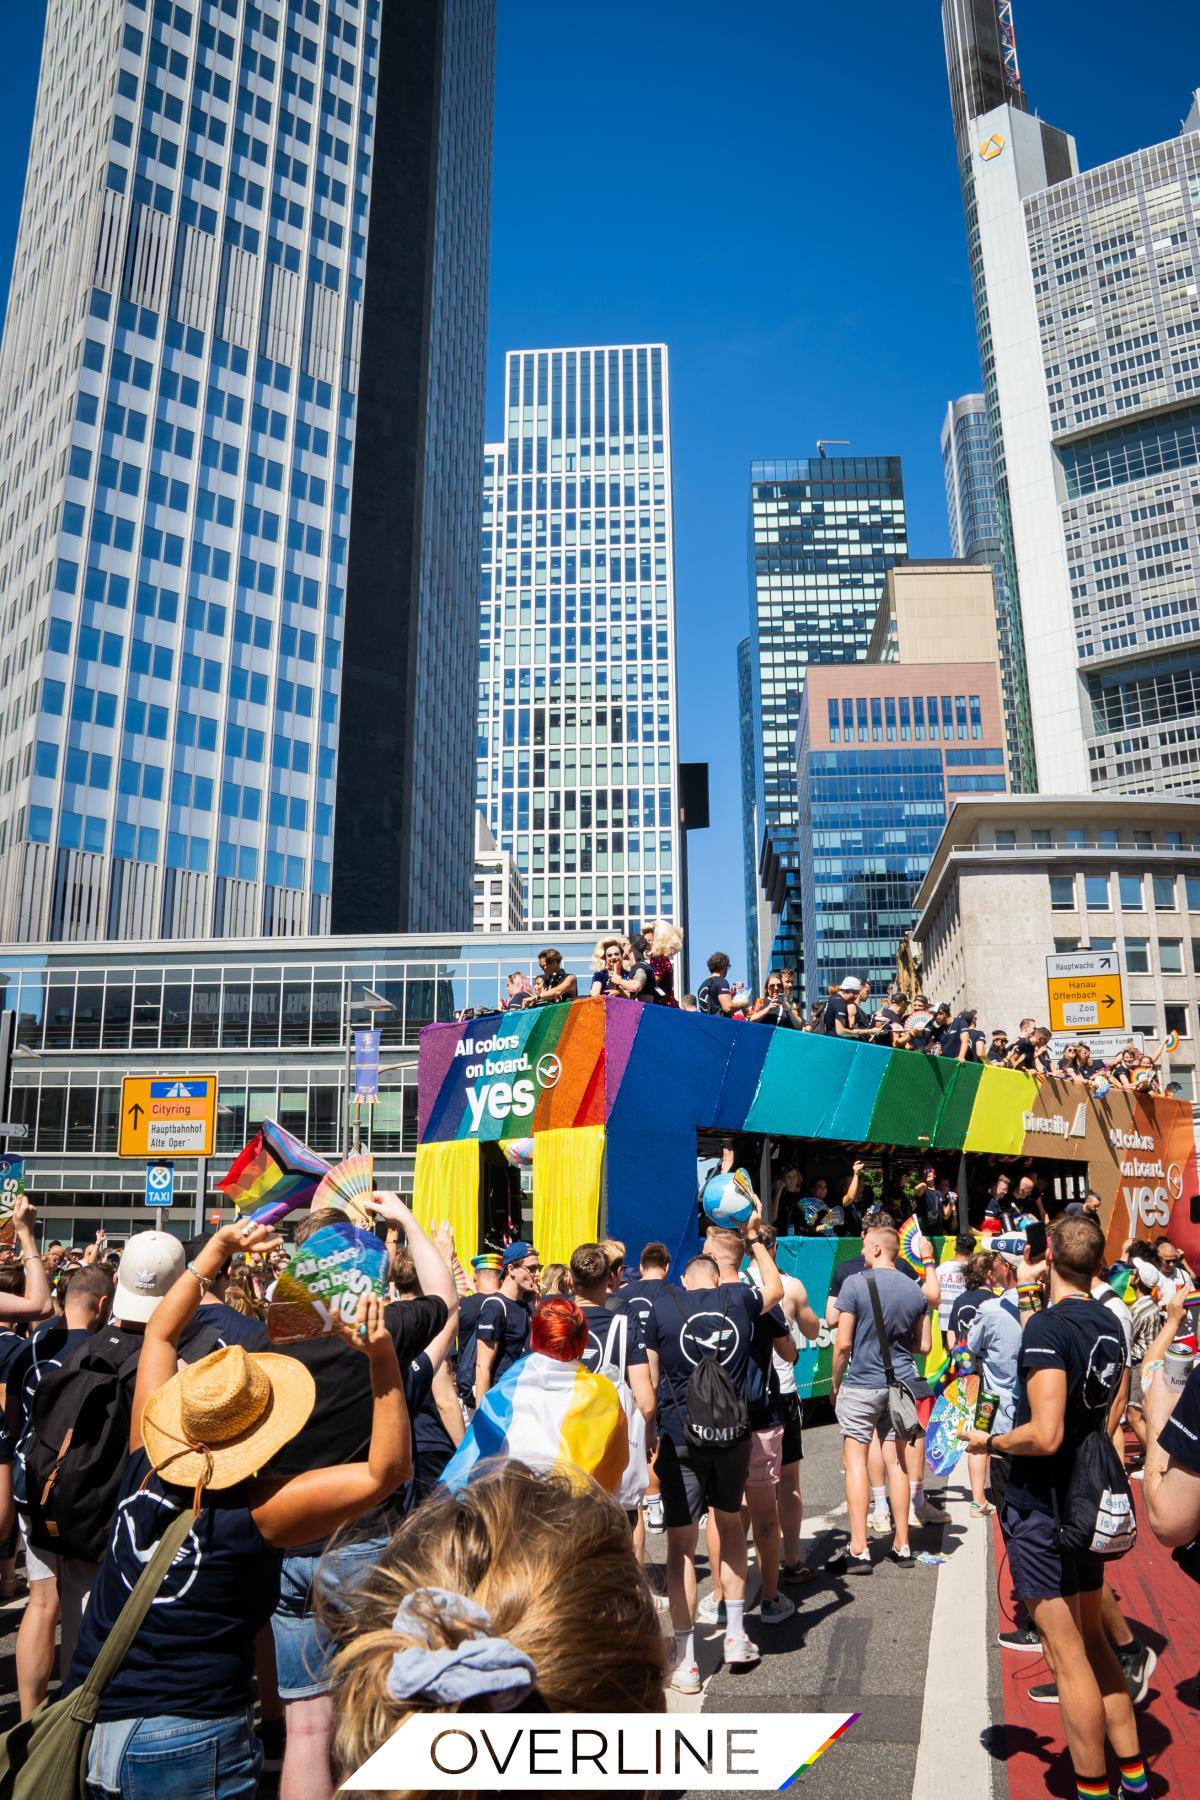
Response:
[194,1153,208,1235]
[155,1207,164,1232]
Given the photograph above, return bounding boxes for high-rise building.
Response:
[747,455,908,975]
[477,347,680,937]
[473,811,524,934]
[797,561,1009,997]
[941,393,1019,775]
[942,0,1200,799]
[736,635,760,998]
[0,0,494,946]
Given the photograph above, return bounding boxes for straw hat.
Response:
[141,1344,316,1498]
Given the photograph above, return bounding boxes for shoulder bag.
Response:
[863,1272,921,1443]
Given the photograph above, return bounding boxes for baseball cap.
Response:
[838,976,860,992]
[113,1229,186,1323]
[501,1240,538,1270]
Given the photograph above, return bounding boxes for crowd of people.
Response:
[0,1170,1197,1800]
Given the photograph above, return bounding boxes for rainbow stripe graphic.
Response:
[218,1118,328,1219]
[780,1712,861,1784]
[441,1350,627,1496]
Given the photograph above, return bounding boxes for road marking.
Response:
[911,1494,993,1798]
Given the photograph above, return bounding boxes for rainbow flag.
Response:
[218,1119,329,1217]
[441,1352,628,1495]
[781,1713,861,1785]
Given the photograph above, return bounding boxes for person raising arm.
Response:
[0,1197,52,1322]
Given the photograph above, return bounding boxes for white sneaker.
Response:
[669,1660,701,1695]
[696,1593,725,1626]
[645,1495,665,1530]
[868,1511,892,1537]
[912,1499,951,1526]
[723,1631,760,1668]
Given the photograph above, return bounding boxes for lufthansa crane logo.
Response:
[979,134,1006,161]
[535,1053,562,1089]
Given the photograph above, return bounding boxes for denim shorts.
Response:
[87,1707,259,1800]
[270,1536,388,1700]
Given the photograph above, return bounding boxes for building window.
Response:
[1187,875,1200,911]
[1192,938,1200,976]
[1153,874,1177,910]
[1054,937,1080,953]
[1125,937,1150,974]
[1084,875,1110,911]
[1086,937,1114,951]
[995,830,1016,849]
[1050,876,1075,910]
[1031,829,1052,849]
[1170,1065,1196,1101]
[1130,1001,1158,1032]
[1066,828,1086,849]
[1159,939,1184,975]
[1119,874,1143,910]
[1164,1003,1190,1040]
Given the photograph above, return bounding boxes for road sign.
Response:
[144,1163,175,1208]
[1045,952,1125,1034]
[1046,1030,1142,1065]
[119,1074,217,1158]
[0,1124,28,1140]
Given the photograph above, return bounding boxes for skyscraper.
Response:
[747,456,908,977]
[943,0,1200,798]
[476,346,680,938]
[736,635,760,999]
[0,0,494,945]
[941,394,1019,776]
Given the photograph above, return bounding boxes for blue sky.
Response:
[0,2,1192,972]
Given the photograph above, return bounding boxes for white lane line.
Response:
[911,1495,993,1799]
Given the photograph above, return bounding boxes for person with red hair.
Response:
[531,1297,588,1363]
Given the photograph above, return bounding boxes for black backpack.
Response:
[1055,1429,1137,1559]
[20,1328,144,1561]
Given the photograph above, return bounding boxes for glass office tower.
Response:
[747,456,908,979]
[736,635,761,998]
[0,0,494,945]
[477,347,680,936]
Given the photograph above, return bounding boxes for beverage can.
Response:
[973,1390,1000,1434]
[1018,1282,1043,1315]
[1164,1344,1196,1392]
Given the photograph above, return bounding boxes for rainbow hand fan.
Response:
[1164,1030,1181,1054]
[898,1216,924,1273]
[311,1153,375,1227]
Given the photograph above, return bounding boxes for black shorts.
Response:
[656,1435,753,1527]
[1001,1501,1103,1602]
[779,1390,804,1465]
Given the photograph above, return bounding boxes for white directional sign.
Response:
[1046,951,1125,1033]
[1046,1031,1142,1065]
[144,1163,175,1208]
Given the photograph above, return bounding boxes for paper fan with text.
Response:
[311,1153,375,1227]
[267,1219,390,1344]
[898,1216,924,1273]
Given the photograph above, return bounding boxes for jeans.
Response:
[86,1707,261,1800]
[271,1535,389,1700]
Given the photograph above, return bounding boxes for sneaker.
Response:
[998,1624,1041,1653]
[912,1498,951,1526]
[868,1511,892,1537]
[258,1717,286,1775]
[827,1549,872,1575]
[1117,1639,1158,1708]
[759,1594,796,1625]
[723,1631,760,1668]
[696,1593,726,1626]
[887,1545,913,1566]
[1026,1680,1059,1704]
[645,1495,665,1531]
[669,1661,701,1696]
[780,1560,816,1584]
[970,1500,997,1518]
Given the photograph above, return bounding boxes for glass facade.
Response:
[0,0,494,945]
[747,457,908,973]
[0,930,595,1240]
[736,636,760,998]
[476,347,680,934]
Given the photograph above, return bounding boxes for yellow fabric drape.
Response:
[532,1125,605,1267]
[412,1139,481,1266]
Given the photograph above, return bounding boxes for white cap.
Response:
[113,1230,185,1324]
[839,976,861,992]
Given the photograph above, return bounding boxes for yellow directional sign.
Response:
[1045,953,1125,1034]
[119,1075,217,1158]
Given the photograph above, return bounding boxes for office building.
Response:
[942,0,1200,798]
[473,811,524,934]
[912,795,1200,1102]
[0,929,596,1242]
[0,0,494,947]
[941,394,1021,777]
[737,636,761,998]
[476,346,680,936]
[747,455,908,974]
[798,562,1008,998]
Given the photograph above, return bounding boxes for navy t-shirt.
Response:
[697,974,731,1015]
[948,1290,987,1344]
[642,1283,763,1446]
[1006,1298,1126,1514]
[1160,1361,1200,1474]
[748,1305,790,1429]
[577,1302,647,1376]
[455,1291,490,1400]
[474,1293,531,1385]
[397,1351,457,1512]
[68,1448,281,1720]
[822,994,852,1035]
[613,1276,677,1332]
[178,1301,270,1355]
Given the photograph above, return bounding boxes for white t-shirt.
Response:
[937,1259,968,1332]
